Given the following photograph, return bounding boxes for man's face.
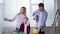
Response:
[39,7,44,11]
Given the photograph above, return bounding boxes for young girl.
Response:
[4,7,26,34]
[20,17,30,34]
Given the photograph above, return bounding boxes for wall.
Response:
[0,0,4,34]
[44,0,57,26]
[4,0,17,27]
[58,0,60,9]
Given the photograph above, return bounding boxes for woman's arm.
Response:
[4,14,17,22]
[4,18,15,22]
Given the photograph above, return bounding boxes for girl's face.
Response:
[23,18,28,24]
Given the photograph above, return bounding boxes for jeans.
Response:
[16,28,23,34]
[39,29,45,34]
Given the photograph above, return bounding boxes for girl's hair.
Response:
[24,17,29,20]
[18,7,26,15]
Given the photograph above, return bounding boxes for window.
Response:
[0,0,4,3]
[30,0,44,12]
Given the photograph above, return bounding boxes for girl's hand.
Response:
[23,32,27,34]
[29,32,32,34]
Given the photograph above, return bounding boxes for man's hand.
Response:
[32,13,36,16]
[39,26,43,29]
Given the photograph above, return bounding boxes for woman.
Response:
[4,7,27,34]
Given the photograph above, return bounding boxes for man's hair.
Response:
[38,3,44,7]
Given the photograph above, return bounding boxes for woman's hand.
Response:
[4,18,8,21]
[4,18,13,22]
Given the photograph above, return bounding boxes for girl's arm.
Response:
[4,14,17,22]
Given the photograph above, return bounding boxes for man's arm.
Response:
[32,10,38,16]
[39,12,48,29]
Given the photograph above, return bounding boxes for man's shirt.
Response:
[33,9,48,32]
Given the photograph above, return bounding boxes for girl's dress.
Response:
[20,22,30,34]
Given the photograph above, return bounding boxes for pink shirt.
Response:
[13,14,26,28]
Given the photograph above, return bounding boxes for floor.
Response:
[2,27,60,34]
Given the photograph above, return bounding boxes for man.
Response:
[32,3,48,34]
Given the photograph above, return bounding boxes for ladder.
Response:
[50,12,58,34]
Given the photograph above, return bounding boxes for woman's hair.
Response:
[18,7,26,15]
[21,7,26,15]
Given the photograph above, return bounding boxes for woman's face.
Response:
[20,8,25,14]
